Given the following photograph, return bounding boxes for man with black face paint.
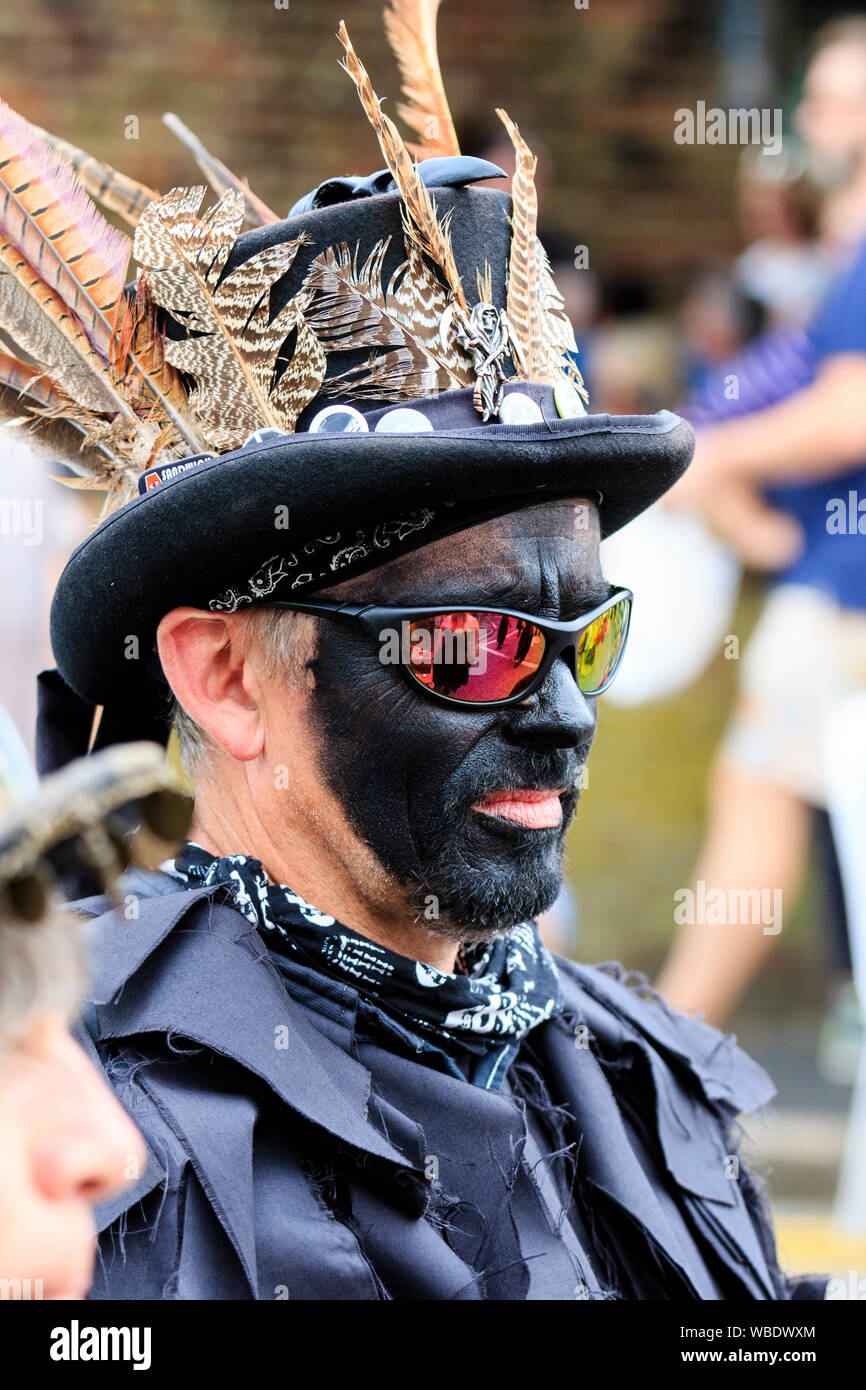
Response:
[159,500,600,963]
[27,12,825,1301]
[305,501,601,945]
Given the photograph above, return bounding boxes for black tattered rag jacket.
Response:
[72,872,824,1301]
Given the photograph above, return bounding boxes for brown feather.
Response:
[323,345,447,401]
[51,413,171,514]
[0,103,201,446]
[495,108,537,372]
[0,348,67,412]
[390,235,470,379]
[383,0,460,159]
[162,114,279,229]
[0,101,130,354]
[269,295,327,431]
[5,418,117,482]
[301,237,469,400]
[111,274,192,421]
[302,240,406,351]
[0,240,133,415]
[0,251,193,488]
[134,186,324,446]
[496,108,587,399]
[0,356,129,480]
[0,299,183,490]
[337,22,467,312]
[530,238,588,400]
[476,261,492,306]
[30,124,158,228]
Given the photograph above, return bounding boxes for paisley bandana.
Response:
[168,842,563,1058]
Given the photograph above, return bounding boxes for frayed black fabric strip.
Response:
[715,1106,791,1300]
[508,1048,625,1300]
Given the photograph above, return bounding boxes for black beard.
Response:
[406,750,583,944]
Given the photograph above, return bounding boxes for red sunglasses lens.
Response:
[405,612,546,702]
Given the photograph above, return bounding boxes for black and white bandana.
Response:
[168,842,563,1058]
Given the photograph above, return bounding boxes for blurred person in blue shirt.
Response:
[659,18,866,1026]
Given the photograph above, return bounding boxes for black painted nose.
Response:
[501,659,597,752]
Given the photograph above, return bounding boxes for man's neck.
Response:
[188,786,461,973]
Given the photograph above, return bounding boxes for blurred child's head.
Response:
[0,909,143,1300]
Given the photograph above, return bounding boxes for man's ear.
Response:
[157,608,265,763]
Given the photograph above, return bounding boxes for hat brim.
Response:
[51,406,693,707]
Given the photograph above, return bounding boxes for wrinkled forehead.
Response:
[328,498,601,603]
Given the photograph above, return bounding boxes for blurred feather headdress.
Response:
[0,1,586,516]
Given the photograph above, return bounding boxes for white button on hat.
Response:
[373,408,434,433]
[308,404,370,433]
[498,391,544,424]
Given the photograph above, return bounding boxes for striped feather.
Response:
[497,108,587,399]
[0,348,61,409]
[0,103,201,447]
[0,240,133,414]
[30,123,157,227]
[0,100,130,355]
[323,346,446,401]
[390,235,470,379]
[134,186,323,446]
[162,113,279,229]
[338,21,467,312]
[301,236,469,401]
[383,0,460,158]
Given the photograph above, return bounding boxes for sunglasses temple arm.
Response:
[266,600,369,628]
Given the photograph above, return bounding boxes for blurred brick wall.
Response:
[0,0,814,289]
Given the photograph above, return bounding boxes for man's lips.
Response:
[471,787,567,830]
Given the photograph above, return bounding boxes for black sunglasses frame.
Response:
[265,588,633,711]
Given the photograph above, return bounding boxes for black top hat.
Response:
[0,15,693,766]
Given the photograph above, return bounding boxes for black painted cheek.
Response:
[308,620,486,881]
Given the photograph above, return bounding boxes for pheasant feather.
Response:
[337,22,467,312]
[0,240,134,415]
[0,101,130,354]
[302,237,470,402]
[0,348,63,411]
[162,114,279,229]
[302,240,406,351]
[390,237,470,378]
[495,109,536,366]
[383,0,460,159]
[530,238,589,400]
[134,186,324,447]
[0,103,202,448]
[496,108,587,399]
[111,272,190,418]
[0,349,134,488]
[324,347,446,401]
[30,123,158,228]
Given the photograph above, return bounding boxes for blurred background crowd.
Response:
[3,0,866,1286]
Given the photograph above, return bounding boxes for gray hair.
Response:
[172,607,317,779]
[0,912,85,1057]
